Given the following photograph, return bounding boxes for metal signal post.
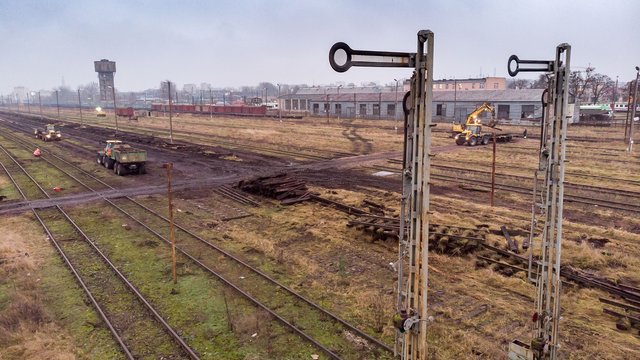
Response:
[507,43,571,360]
[330,30,435,360]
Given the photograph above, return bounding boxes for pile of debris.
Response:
[347,214,488,255]
[238,173,311,205]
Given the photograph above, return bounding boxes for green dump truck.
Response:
[34,124,62,141]
[96,140,147,176]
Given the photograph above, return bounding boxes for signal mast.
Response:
[507,44,571,360]
[329,30,435,359]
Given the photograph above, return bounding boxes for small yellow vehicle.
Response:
[34,124,62,141]
[451,102,495,136]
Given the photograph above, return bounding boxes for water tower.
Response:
[94,59,116,101]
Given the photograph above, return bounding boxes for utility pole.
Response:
[453,79,457,121]
[277,83,282,122]
[331,30,435,360]
[394,78,400,133]
[77,89,83,126]
[55,90,60,120]
[613,76,618,127]
[337,85,342,121]
[209,88,213,119]
[168,81,174,144]
[507,43,572,360]
[111,86,118,136]
[26,92,31,113]
[491,131,496,206]
[625,81,633,142]
[628,66,639,153]
[38,92,43,121]
[163,162,177,284]
[378,91,382,120]
[614,76,618,104]
[354,92,357,119]
[325,92,330,123]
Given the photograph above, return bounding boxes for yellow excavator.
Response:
[451,102,496,136]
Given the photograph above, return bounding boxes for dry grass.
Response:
[0,215,79,359]
[206,184,640,358]
[20,107,640,357]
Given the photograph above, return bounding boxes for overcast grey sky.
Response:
[0,0,638,94]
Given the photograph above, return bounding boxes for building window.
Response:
[433,84,437,89]
[293,99,299,110]
[480,83,485,89]
[360,103,367,115]
[285,99,291,110]
[373,103,380,116]
[313,103,319,114]
[497,104,510,119]
[436,103,447,116]
[445,84,449,89]
[458,83,462,89]
[439,84,443,89]
[335,103,341,115]
[387,104,396,116]
[521,105,535,118]
[494,82,499,89]
[324,102,329,113]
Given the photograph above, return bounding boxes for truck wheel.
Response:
[455,137,466,146]
[106,158,114,169]
[138,164,146,175]
[468,136,478,146]
[97,154,102,165]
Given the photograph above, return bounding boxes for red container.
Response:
[116,107,134,117]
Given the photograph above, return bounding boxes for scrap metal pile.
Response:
[237,173,311,205]
[347,213,489,256]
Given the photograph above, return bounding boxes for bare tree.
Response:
[79,82,100,103]
[529,74,549,89]
[508,79,531,89]
[589,74,614,103]
[568,66,595,103]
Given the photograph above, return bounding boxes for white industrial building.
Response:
[280,86,545,123]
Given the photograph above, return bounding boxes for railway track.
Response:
[430,163,640,200]
[0,126,395,359]
[368,162,640,213]
[386,158,640,194]
[0,142,199,360]
[429,173,640,213]
[0,111,357,162]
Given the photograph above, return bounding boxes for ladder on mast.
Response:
[507,44,571,360]
[329,30,435,360]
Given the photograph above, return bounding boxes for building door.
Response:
[359,104,367,116]
[313,103,319,114]
[373,104,380,116]
[497,105,510,119]
[387,104,396,117]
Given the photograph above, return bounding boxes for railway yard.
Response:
[0,108,639,360]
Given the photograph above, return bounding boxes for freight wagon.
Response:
[151,104,267,116]
[115,107,136,119]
